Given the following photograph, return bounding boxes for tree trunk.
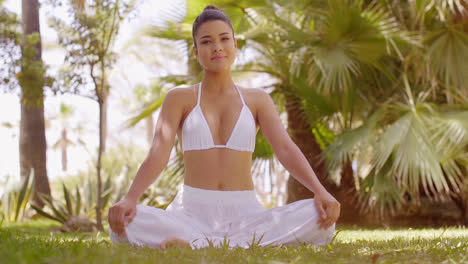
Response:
[335,159,361,223]
[95,87,108,231]
[101,86,108,152]
[20,0,51,207]
[283,93,330,200]
[96,102,104,231]
[450,174,468,225]
[20,103,50,206]
[61,128,68,171]
[283,92,361,224]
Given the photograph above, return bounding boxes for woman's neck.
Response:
[201,70,235,95]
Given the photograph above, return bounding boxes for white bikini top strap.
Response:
[234,84,246,106]
[197,82,202,106]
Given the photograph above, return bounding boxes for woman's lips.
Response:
[211,56,226,61]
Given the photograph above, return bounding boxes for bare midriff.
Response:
[182,149,254,191]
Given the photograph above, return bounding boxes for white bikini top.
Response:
[181,83,256,152]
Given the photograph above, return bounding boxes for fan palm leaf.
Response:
[325,76,468,214]
[424,24,468,100]
[293,0,416,95]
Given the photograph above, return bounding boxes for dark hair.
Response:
[192,5,235,47]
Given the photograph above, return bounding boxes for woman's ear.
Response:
[234,37,237,49]
[194,45,198,56]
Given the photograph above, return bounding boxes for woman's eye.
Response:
[202,40,211,44]
[222,37,229,41]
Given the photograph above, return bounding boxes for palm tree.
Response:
[289,0,468,223]
[19,0,51,207]
[124,0,468,225]
[50,103,88,171]
[53,104,74,171]
[241,0,468,225]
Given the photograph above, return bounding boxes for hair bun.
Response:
[204,5,222,12]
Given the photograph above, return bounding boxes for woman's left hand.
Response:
[313,190,341,230]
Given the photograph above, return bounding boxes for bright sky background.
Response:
[0,0,275,191]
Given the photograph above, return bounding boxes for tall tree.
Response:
[19,0,51,207]
[49,0,137,230]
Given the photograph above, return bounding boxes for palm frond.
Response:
[357,159,404,218]
[326,76,468,213]
[424,24,468,98]
[121,95,165,129]
[325,108,383,172]
[141,23,192,42]
[267,0,415,96]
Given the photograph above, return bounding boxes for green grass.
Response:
[0,220,467,264]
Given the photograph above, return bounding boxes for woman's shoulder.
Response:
[238,86,270,104]
[238,85,268,95]
[165,84,198,102]
[237,86,271,118]
[166,84,197,95]
[164,85,199,118]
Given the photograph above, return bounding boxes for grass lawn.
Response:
[1,220,467,264]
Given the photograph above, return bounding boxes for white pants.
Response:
[109,184,335,249]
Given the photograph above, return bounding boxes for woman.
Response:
[108,5,340,250]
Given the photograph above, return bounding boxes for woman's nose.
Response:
[213,42,222,52]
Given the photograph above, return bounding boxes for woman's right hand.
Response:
[108,198,137,237]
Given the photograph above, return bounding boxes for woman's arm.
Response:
[124,88,185,202]
[256,88,340,229]
[108,88,185,236]
[255,89,327,195]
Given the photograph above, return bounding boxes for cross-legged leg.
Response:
[109,204,203,249]
[225,198,336,248]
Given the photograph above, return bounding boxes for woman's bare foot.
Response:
[160,237,190,250]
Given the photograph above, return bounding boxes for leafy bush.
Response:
[31,176,116,224]
[0,170,35,223]
[34,142,182,229]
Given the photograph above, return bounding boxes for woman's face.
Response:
[194,20,237,73]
